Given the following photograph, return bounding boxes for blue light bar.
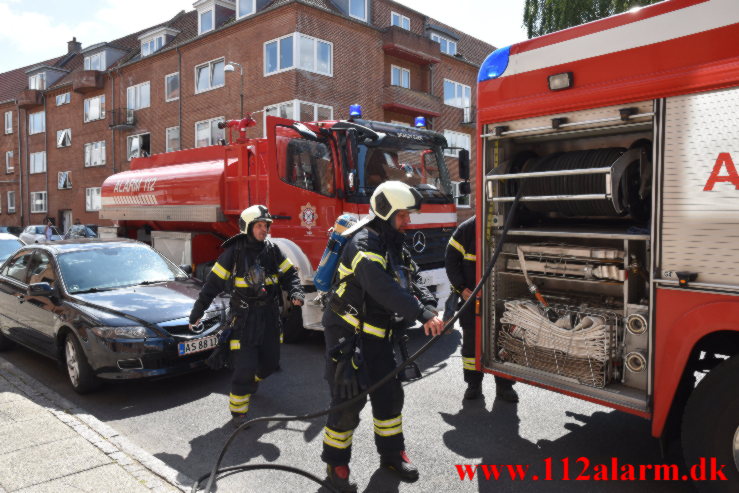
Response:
[349,104,362,118]
[478,45,511,82]
[414,116,426,128]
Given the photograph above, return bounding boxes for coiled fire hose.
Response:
[193,190,523,493]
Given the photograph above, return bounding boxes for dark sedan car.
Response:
[0,239,227,393]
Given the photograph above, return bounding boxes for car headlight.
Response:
[91,326,159,339]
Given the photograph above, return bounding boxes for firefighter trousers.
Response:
[460,300,514,391]
[229,304,281,415]
[321,327,405,466]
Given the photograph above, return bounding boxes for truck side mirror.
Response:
[458,182,471,196]
[458,149,470,181]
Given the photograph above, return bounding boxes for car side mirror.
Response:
[458,149,470,181]
[28,282,54,297]
[179,264,193,276]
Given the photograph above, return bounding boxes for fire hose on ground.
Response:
[191,190,523,493]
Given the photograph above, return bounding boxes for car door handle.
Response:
[17,294,25,304]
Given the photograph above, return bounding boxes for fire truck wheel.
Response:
[681,355,739,492]
[281,306,306,343]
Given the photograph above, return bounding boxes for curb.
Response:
[0,358,195,492]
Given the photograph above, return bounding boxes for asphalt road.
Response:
[1,327,696,493]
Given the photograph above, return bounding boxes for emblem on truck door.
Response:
[300,203,318,231]
[412,231,426,253]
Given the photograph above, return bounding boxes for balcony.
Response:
[71,70,104,93]
[109,108,135,129]
[382,27,441,65]
[17,89,42,109]
[382,86,441,117]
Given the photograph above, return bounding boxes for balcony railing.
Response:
[109,108,135,129]
[71,70,104,93]
[17,89,42,109]
[382,26,441,65]
[382,85,442,117]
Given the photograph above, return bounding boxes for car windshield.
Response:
[65,225,96,238]
[356,144,452,200]
[58,244,181,294]
[34,226,46,234]
[0,240,22,262]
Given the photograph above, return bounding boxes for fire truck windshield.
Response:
[356,144,452,202]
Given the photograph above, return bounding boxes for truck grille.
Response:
[405,227,455,270]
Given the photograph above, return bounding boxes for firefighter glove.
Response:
[333,357,360,400]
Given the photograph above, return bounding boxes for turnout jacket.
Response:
[327,221,436,338]
[189,236,303,324]
[445,216,477,295]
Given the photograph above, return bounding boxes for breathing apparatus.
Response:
[192,189,525,493]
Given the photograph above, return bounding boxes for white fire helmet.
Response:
[239,205,273,235]
[370,181,422,221]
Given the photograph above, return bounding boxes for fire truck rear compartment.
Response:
[482,104,655,412]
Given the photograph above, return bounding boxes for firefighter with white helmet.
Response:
[189,204,304,427]
[320,181,444,492]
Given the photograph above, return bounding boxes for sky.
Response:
[0,0,528,74]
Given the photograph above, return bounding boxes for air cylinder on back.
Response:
[313,214,358,292]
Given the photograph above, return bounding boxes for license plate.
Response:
[178,334,219,356]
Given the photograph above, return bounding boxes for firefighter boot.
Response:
[463,382,482,400]
[381,451,419,483]
[325,464,358,493]
[231,412,249,429]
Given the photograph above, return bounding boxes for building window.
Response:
[56,128,72,148]
[443,129,471,157]
[195,117,225,147]
[141,36,164,57]
[127,82,150,111]
[30,191,47,213]
[265,33,332,76]
[238,0,255,17]
[28,73,46,90]
[8,191,16,213]
[83,95,105,122]
[84,52,106,71]
[452,181,471,208]
[264,100,332,121]
[4,111,12,134]
[29,111,45,134]
[348,0,367,21]
[5,151,13,173]
[165,73,180,101]
[391,65,410,89]
[391,12,410,30]
[58,171,72,190]
[199,9,214,34]
[84,141,106,167]
[166,126,180,152]
[431,32,458,56]
[29,151,46,174]
[195,58,225,93]
[127,133,151,160]
[56,92,71,106]
[443,79,471,109]
[86,187,101,211]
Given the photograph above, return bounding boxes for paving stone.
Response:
[0,414,75,455]
[0,436,111,491]
[13,463,151,493]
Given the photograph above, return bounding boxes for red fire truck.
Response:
[476,0,738,488]
[100,111,465,340]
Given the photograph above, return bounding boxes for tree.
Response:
[523,0,661,39]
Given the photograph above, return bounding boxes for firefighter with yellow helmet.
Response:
[189,205,304,427]
[320,181,444,492]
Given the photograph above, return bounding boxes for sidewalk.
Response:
[0,359,193,493]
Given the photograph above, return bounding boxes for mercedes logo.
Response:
[412,231,427,253]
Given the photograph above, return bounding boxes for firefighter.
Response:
[188,205,304,427]
[445,215,518,403]
[320,181,444,492]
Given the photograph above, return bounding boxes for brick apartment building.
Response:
[0,0,493,233]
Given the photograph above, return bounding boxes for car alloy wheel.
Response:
[65,337,81,388]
